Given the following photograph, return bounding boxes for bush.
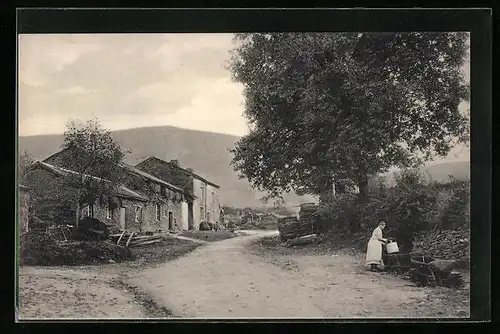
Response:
[20,230,133,266]
[71,217,110,241]
[28,216,51,231]
[316,168,470,258]
[439,177,470,229]
[199,221,211,231]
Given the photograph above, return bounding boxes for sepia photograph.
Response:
[15,9,488,321]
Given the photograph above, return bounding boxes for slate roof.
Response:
[138,156,220,188]
[119,163,186,193]
[31,161,149,202]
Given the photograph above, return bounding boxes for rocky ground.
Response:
[412,227,470,264]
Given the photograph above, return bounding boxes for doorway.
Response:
[168,211,173,230]
[188,202,194,230]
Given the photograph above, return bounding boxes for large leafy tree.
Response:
[62,119,128,226]
[229,32,469,200]
[18,151,34,185]
[27,119,127,227]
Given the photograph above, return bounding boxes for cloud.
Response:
[18,33,242,137]
[55,85,94,96]
[18,32,470,144]
[18,34,104,87]
[163,77,247,136]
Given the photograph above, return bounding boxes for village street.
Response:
[129,230,468,318]
[19,230,469,319]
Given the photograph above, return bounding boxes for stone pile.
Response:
[412,227,470,262]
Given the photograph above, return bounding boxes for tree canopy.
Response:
[25,119,128,226]
[228,32,469,199]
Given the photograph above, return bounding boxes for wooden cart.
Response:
[409,254,441,287]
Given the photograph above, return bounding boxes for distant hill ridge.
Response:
[19,125,469,208]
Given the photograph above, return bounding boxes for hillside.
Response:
[382,161,470,186]
[18,125,469,208]
[18,126,316,208]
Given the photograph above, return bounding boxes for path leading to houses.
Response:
[18,230,469,319]
[164,232,209,244]
[127,230,469,318]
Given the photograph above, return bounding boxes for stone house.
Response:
[18,185,30,235]
[42,149,194,231]
[26,159,191,233]
[135,156,221,230]
[118,163,193,231]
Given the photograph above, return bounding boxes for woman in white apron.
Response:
[365,221,388,271]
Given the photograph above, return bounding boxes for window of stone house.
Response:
[106,204,112,219]
[161,186,166,196]
[82,206,90,217]
[135,206,141,222]
[83,204,94,218]
[155,203,161,221]
[200,206,204,220]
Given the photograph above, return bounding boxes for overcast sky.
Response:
[18,33,248,137]
[18,33,470,149]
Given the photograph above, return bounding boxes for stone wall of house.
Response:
[86,198,185,233]
[25,167,70,223]
[161,199,184,229]
[19,187,30,234]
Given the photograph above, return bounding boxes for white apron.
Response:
[365,227,384,265]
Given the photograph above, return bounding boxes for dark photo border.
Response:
[7,6,492,330]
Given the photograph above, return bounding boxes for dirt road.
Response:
[19,230,469,319]
[129,230,469,318]
[19,266,147,319]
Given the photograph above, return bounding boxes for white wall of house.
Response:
[206,183,220,223]
[181,201,189,230]
[192,178,220,227]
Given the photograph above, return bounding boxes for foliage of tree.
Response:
[25,166,79,227]
[229,32,469,200]
[436,176,470,229]
[34,119,128,227]
[18,151,34,185]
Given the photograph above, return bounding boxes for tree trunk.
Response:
[318,179,334,204]
[358,173,369,198]
[75,198,80,228]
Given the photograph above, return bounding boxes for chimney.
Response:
[186,168,194,173]
[170,159,180,167]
